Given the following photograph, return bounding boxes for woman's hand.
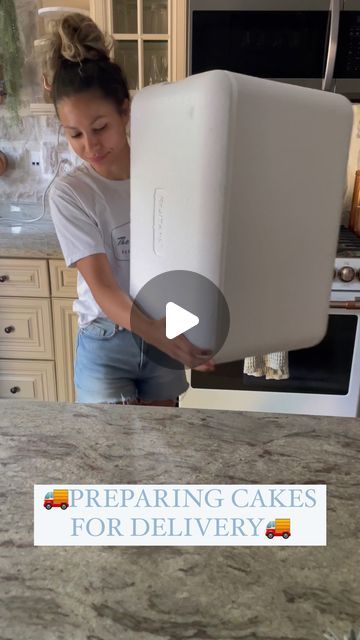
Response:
[193,360,216,372]
[140,316,216,370]
[74,255,217,370]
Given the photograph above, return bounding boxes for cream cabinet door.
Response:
[52,299,78,402]
[49,260,78,298]
[171,0,187,81]
[0,298,54,360]
[0,258,50,297]
[0,360,57,401]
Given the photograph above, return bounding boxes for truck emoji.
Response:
[266,518,291,539]
[43,489,69,510]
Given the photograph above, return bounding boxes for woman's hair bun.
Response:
[43,13,113,83]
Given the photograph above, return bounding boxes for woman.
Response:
[45,13,213,406]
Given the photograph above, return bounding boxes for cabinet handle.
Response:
[0,275,8,283]
[10,386,20,394]
[4,325,15,334]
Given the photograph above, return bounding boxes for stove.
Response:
[337,226,360,255]
[183,227,360,418]
[334,226,360,292]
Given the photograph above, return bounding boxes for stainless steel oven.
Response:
[180,231,360,417]
[188,0,360,101]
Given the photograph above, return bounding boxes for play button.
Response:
[166,302,199,339]
[130,270,230,370]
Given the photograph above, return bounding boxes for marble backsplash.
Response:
[0,0,81,212]
[0,0,359,223]
[0,113,80,210]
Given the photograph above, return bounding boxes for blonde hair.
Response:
[43,13,113,85]
[41,13,129,113]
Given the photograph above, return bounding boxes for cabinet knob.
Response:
[10,386,20,394]
[0,275,8,283]
[4,325,15,334]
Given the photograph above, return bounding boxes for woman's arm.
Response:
[76,253,134,330]
[76,253,214,370]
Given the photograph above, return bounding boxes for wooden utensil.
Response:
[0,151,8,176]
[349,170,360,236]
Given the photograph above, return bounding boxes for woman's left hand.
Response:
[193,359,216,372]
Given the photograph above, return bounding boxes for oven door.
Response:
[180,304,360,417]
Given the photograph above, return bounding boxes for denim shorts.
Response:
[74,317,189,404]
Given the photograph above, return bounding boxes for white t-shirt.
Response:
[49,162,130,327]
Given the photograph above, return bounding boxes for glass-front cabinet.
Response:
[30,0,186,113]
[89,0,187,94]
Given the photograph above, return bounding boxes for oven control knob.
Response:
[339,266,355,282]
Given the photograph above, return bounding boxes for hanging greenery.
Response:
[0,0,24,124]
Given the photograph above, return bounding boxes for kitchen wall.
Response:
[0,0,359,221]
[0,0,80,212]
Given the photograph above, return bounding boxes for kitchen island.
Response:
[0,400,359,640]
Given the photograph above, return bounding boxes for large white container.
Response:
[130,70,353,362]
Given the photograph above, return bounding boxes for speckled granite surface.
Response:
[0,219,63,259]
[0,400,359,640]
[1,209,360,263]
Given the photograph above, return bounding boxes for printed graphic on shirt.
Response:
[111,222,130,261]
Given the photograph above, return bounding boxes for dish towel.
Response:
[244,351,289,380]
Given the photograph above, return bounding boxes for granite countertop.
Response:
[0,400,359,640]
[0,218,63,259]
[1,213,359,262]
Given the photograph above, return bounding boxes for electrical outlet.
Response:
[29,151,41,170]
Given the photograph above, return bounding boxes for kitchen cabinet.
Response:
[0,257,78,403]
[31,1,187,114]
[31,1,91,115]
[49,260,78,402]
[0,258,56,400]
[0,360,56,401]
[51,299,78,402]
[89,0,187,89]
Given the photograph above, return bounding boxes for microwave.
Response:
[188,0,360,101]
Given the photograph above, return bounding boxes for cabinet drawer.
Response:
[0,298,54,359]
[0,259,50,297]
[0,360,57,400]
[49,260,77,298]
